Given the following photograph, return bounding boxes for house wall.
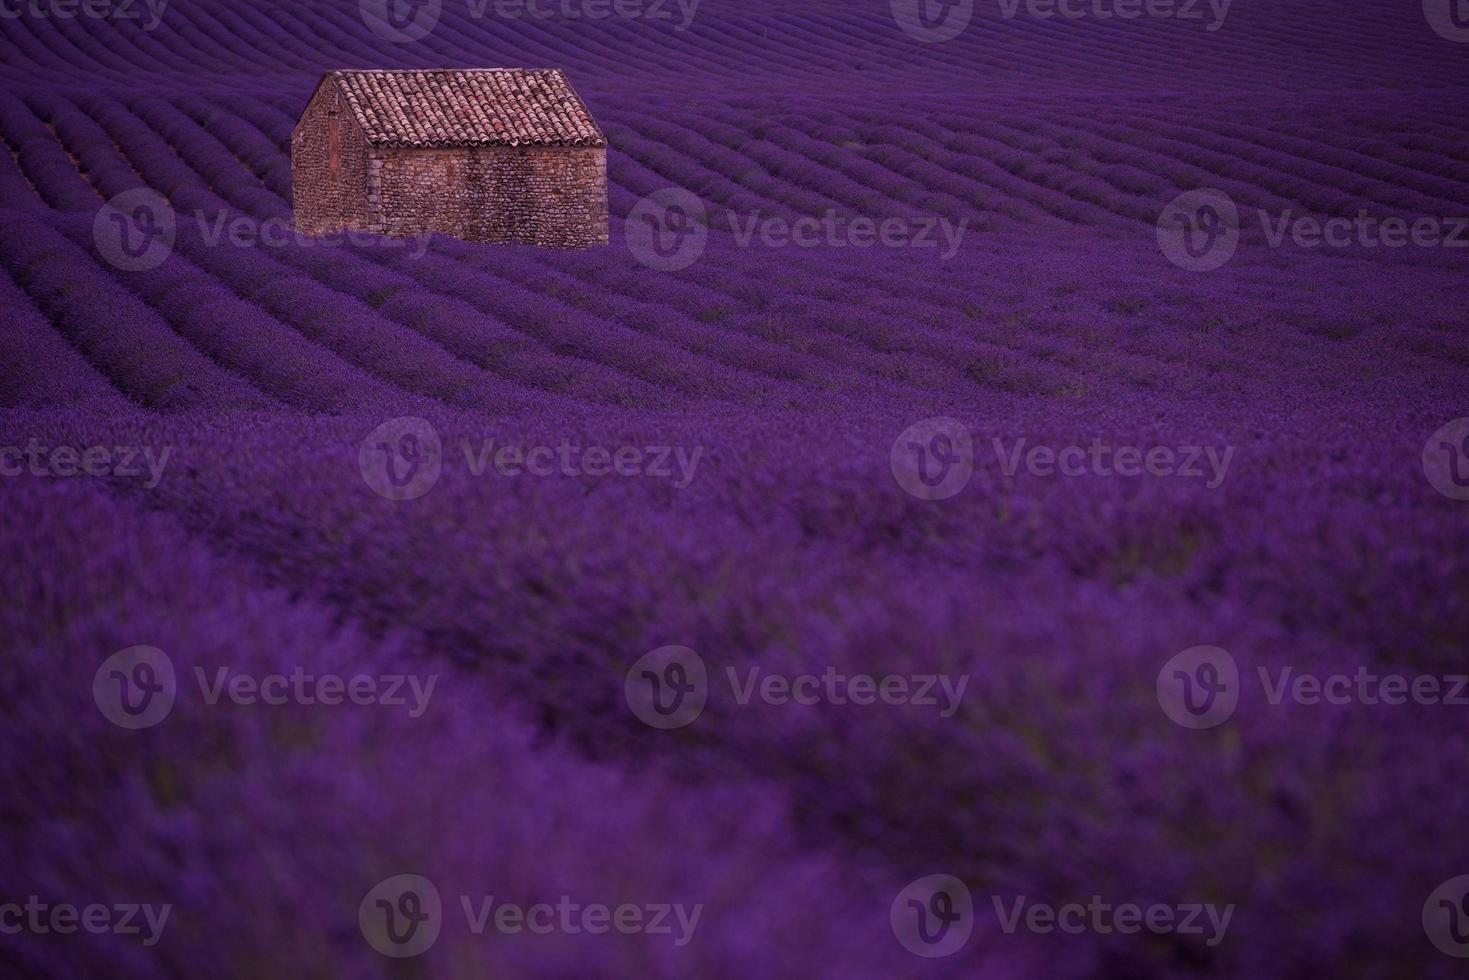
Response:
[291,79,375,236]
[378,145,608,248]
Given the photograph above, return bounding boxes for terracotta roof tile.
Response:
[325,69,604,148]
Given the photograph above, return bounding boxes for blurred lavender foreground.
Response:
[3,0,1469,976]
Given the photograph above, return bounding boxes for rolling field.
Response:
[3,0,1469,976]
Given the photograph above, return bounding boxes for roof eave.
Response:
[367,138,608,149]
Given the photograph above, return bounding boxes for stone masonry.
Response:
[291,69,608,248]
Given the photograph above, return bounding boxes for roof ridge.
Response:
[331,67,563,74]
[315,68,604,148]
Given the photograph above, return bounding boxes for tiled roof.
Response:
[324,69,605,147]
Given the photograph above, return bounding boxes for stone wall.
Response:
[377,145,608,248]
[293,88,608,249]
[290,79,373,236]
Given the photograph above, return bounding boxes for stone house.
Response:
[291,68,607,248]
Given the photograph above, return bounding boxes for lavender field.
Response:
[3,0,1469,976]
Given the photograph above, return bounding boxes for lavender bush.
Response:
[1,0,1468,976]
